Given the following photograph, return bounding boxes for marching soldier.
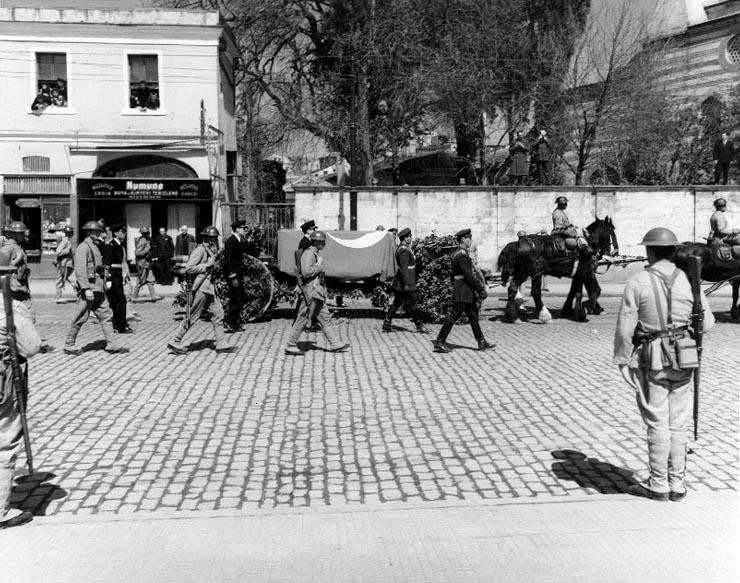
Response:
[383,227,429,334]
[132,227,163,301]
[103,224,132,334]
[707,197,739,245]
[285,231,349,355]
[0,222,34,320]
[167,226,236,355]
[63,221,128,355]
[0,272,41,529]
[54,225,75,303]
[614,227,714,501]
[432,229,495,353]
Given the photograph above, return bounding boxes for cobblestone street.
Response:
[11,292,739,517]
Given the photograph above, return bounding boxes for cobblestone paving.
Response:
[9,293,739,516]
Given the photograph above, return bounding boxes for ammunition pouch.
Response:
[714,244,733,263]
[632,325,697,370]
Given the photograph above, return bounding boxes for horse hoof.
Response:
[539,308,552,323]
[731,309,740,321]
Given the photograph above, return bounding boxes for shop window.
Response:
[32,53,68,110]
[22,156,51,173]
[129,55,160,110]
[41,201,71,258]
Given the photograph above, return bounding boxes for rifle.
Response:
[687,256,704,441]
[0,275,34,475]
[184,277,193,328]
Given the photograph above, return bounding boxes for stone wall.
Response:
[294,186,740,281]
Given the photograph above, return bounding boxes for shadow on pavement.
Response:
[80,339,107,352]
[11,471,68,516]
[551,449,637,494]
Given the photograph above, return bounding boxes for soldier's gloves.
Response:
[84,289,94,301]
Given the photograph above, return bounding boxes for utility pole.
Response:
[349,57,358,231]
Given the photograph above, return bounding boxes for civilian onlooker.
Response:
[154,227,175,285]
[509,131,529,185]
[175,225,196,257]
[713,132,735,185]
[534,129,552,184]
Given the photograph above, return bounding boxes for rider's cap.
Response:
[638,227,679,247]
[714,197,727,208]
[300,220,317,233]
[455,228,472,240]
[398,227,412,239]
[555,196,568,204]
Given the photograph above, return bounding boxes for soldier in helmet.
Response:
[382,227,429,334]
[63,221,127,354]
[167,226,235,354]
[54,225,75,303]
[614,227,714,502]
[707,198,739,245]
[551,196,576,235]
[285,230,349,355]
[132,227,163,302]
[432,229,494,353]
[0,221,34,319]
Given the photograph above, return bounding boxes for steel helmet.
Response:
[555,196,568,205]
[714,197,727,209]
[4,221,27,234]
[81,220,104,232]
[309,230,326,242]
[63,225,74,234]
[638,227,679,247]
[200,225,220,237]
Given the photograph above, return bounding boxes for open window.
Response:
[128,55,160,110]
[33,53,68,110]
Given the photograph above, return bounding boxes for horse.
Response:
[674,243,740,320]
[497,217,619,323]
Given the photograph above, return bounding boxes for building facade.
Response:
[0,5,239,276]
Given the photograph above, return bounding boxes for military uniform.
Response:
[285,233,348,354]
[708,208,738,245]
[223,220,247,331]
[434,229,493,352]
[63,233,123,354]
[103,235,129,333]
[54,232,75,301]
[167,230,234,354]
[383,228,427,333]
[0,295,41,529]
[614,228,715,500]
[0,234,34,322]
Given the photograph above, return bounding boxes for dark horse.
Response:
[674,243,740,320]
[497,217,619,323]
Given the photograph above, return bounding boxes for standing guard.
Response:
[132,227,163,301]
[614,227,715,501]
[0,222,34,321]
[223,219,247,332]
[167,226,236,355]
[103,224,132,334]
[285,231,349,355]
[63,221,128,355]
[432,229,495,353]
[54,225,75,303]
[383,228,429,334]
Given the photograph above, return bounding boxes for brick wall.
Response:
[294,186,740,280]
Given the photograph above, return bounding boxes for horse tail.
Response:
[497,241,517,284]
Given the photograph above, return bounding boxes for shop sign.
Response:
[15,197,41,208]
[77,178,212,200]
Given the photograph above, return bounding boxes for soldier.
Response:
[132,227,163,301]
[54,225,75,303]
[432,229,495,353]
[223,219,247,332]
[383,227,429,334]
[707,197,739,245]
[0,280,41,529]
[167,226,236,355]
[614,227,714,501]
[551,196,576,235]
[63,221,127,355]
[0,222,34,320]
[103,224,132,334]
[285,231,349,355]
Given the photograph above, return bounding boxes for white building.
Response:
[0,3,239,276]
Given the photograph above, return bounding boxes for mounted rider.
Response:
[551,196,585,253]
[707,198,739,245]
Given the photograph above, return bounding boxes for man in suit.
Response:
[154,227,175,285]
[713,132,735,185]
[383,227,428,334]
[223,219,247,332]
[432,229,495,353]
[103,224,132,334]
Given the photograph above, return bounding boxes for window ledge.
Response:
[26,106,78,115]
[120,108,168,116]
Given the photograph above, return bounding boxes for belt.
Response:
[453,275,465,280]
[635,325,689,343]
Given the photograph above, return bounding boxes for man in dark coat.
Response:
[103,224,132,334]
[154,227,175,285]
[713,132,735,185]
[508,131,529,185]
[432,229,495,353]
[223,219,247,332]
[534,129,552,184]
[383,228,428,334]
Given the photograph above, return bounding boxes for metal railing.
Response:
[2,175,71,194]
[229,202,295,258]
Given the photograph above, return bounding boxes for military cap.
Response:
[387,227,398,234]
[555,196,568,204]
[231,219,247,230]
[110,223,126,233]
[455,228,472,240]
[300,220,317,233]
[714,197,727,208]
[398,227,412,240]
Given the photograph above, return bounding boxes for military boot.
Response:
[415,323,430,334]
[477,339,496,351]
[382,319,393,332]
[432,340,452,353]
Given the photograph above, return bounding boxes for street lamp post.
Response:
[349,57,358,231]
